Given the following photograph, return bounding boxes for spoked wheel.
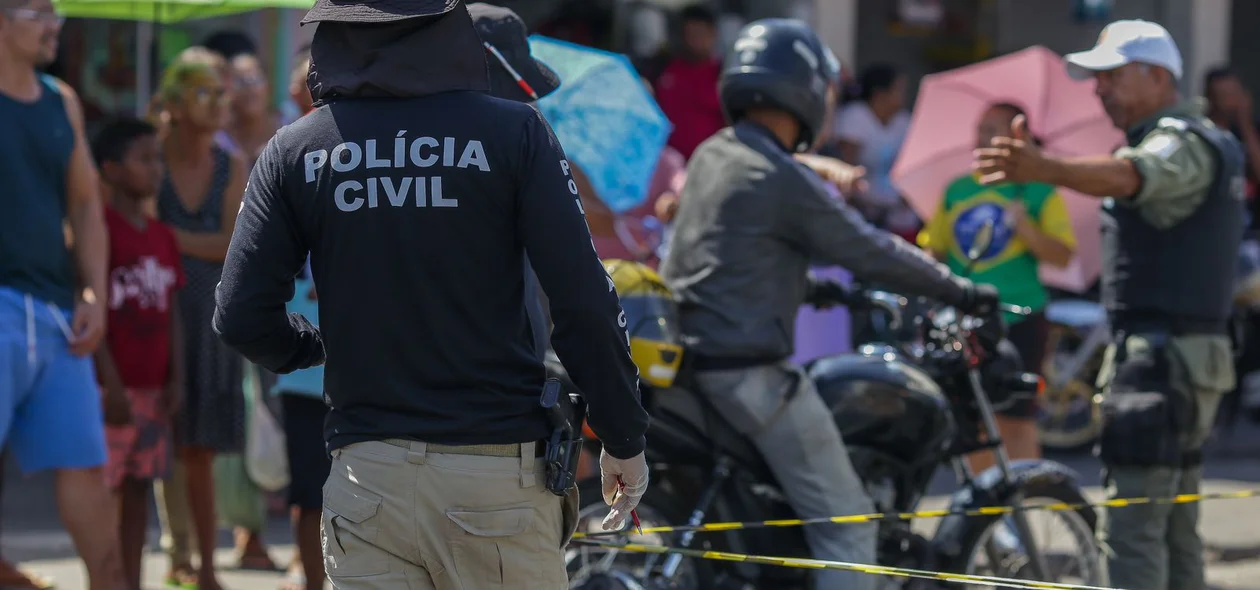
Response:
[1037,324,1105,452]
[566,479,710,590]
[954,481,1103,589]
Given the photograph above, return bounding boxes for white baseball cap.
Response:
[1065,19,1183,81]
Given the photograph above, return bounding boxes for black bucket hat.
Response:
[468,3,560,102]
[302,0,461,25]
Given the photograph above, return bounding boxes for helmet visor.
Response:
[619,294,681,344]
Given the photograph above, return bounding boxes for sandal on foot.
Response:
[0,563,55,590]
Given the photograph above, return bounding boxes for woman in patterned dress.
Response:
[153,47,248,590]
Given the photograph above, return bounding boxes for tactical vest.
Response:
[1100,115,1247,331]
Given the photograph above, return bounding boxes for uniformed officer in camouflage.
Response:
[974,20,1246,590]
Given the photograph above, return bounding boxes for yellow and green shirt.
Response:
[918,174,1076,323]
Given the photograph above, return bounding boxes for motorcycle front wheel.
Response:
[567,477,715,590]
[944,475,1103,589]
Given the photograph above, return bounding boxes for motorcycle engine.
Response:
[877,523,939,586]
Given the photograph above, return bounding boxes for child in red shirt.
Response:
[91,118,185,590]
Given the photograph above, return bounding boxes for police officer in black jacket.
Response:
[212,1,648,587]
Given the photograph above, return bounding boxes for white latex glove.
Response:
[599,448,649,531]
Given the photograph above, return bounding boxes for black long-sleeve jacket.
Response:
[212,15,647,458]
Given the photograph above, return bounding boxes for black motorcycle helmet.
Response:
[719,19,841,153]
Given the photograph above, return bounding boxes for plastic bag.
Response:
[214,453,265,531]
[245,363,289,492]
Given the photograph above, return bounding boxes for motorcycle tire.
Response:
[1037,324,1105,453]
[570,476,718,589]
[938,473,1101,584]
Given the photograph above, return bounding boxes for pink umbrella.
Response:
[891,46,1124,293]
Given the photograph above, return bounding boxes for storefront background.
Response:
[43,0,1254,134]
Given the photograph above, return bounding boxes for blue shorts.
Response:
[0,286,106,473]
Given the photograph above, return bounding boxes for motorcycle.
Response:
[559,231,1102,589]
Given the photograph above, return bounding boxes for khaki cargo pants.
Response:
[1097,334,1235,590]
[322,439,580,589]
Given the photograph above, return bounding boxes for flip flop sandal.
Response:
[0,567,55,590]
[164,569,198,590]
[277,571,306,590]
[234,554,279,571]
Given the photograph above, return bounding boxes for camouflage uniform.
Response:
[1097,101,1240,590]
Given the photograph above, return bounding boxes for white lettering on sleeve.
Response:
[1142,134,1181,159]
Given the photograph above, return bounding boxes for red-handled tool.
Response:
[617,476,643,534]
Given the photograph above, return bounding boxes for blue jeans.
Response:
[0,286,105,473]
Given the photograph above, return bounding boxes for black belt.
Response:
[1110,311,1228,336]
[690,354,785,372]
[383,439,546,457]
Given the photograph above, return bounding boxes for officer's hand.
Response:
[599,448,649,531]
[959,281,1001,317]
[974,115,1047,186]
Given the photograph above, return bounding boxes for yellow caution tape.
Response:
[574,488,1260,539]
[571,538,1124,590]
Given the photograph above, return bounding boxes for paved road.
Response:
[6,423,1260,590]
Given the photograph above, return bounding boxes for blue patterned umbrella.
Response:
[527,35,672,213]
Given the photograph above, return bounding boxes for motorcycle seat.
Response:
[650,384,776,481]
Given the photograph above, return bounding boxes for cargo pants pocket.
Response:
[445,506,536,586]
[1166,335,1235,449]
[322,477,389,579]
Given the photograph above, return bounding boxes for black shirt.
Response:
[213,91,648,458]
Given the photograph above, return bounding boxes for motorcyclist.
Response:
[660,19,1000,589]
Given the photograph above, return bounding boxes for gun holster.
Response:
[540,378,586,496]
[1096,333,1190,468]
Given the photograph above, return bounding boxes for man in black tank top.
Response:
[976,20,1245,590]
[0,1,126,589]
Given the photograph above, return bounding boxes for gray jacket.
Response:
[660,123,969,360]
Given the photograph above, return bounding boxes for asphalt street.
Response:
[5,421,1260,590]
